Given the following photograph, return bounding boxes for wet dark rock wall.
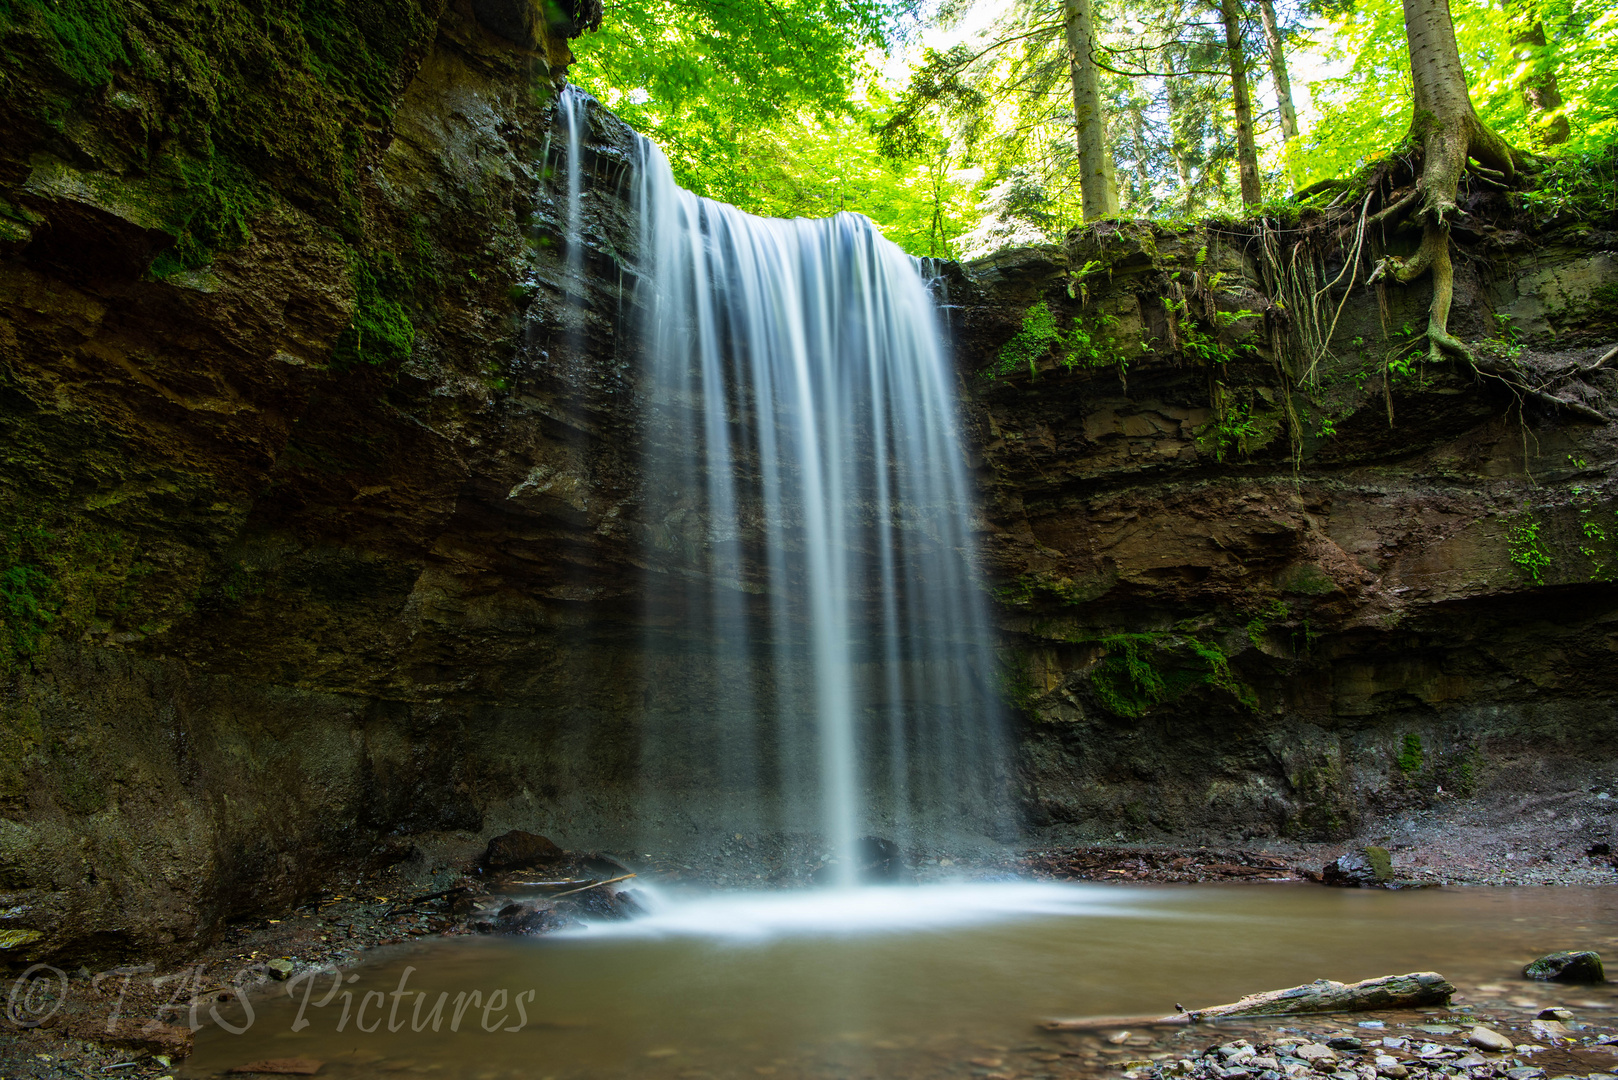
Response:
[2,0,1617,964]
[0,0,654,962]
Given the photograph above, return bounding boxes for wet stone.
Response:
[1466,1028,1514,1053]
[481,830,565,871]
[1323,848,1394,887]
[1524,952,1606,984]
[1530,1019,1573,1043]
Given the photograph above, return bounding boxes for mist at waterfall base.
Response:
[625,103,1009,874]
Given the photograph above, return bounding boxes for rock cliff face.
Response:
[0,0,654,962]
[951,216,1618,843]
[1,0,1616,964]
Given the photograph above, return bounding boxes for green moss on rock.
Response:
[3,0,447,271]
[332,258,416,370]
[0,513,157,674]
[1524,950,1605,983]
[1088,631,1258,718]
[0,0,130,88]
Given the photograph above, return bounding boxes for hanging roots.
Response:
[1253,155,1612,428]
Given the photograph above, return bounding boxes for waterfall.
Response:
[628,134,1007,877]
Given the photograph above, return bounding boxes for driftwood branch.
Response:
[1172,972,1454,1021]
[385,888,455,916]
[1043,972,1453,1031]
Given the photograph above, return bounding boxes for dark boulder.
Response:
[853,836,905,881]
[811,836,908,885]
[482,830,565,871]
[473,900,568,935]
[1524,951,1605,983]
[1322,846,1393,887]
[562,886,644,920]
[447,876,489,916]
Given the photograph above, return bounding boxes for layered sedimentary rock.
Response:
[1,0,1616,964]
[0,0,650,961]
[952,218,1618,841]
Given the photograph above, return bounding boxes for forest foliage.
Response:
[569,0,1618,257]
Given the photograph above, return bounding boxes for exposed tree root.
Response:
[1247,150,1612,433]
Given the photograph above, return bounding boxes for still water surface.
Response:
[183,883,1618,1079]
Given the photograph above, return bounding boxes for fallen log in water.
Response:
[1043,972,1454,1031]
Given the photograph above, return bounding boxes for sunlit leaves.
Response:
[1298,0,1617,183]
[569,0,897,207]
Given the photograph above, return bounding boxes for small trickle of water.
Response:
[556,84,588,345]
[631,136,1007,871]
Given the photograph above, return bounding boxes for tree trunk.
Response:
[1403,0,1518,215]
[1386,0,1522,359]
[1131,102,1151,205]
[1218,0,1263,206]
[1510,12,1570,146]
[1256,0,1298,144]
[1064,0,1119,220]
[1167,59,1198,214]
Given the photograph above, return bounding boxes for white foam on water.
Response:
[565,881,1180,942]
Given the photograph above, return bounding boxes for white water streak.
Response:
[626,127,1005,865]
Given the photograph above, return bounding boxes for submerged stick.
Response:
[1043,972,1454,1031]
[549,873,637,898]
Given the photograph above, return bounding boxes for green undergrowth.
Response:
[991,300,1060,378]
[988,300,1132,382]
[1506,506,1553,585]
[1504,472,1618,586]
[1397,732,1423,774]
[1087,631,1258,718]
[331,229,444,370]
[1244,599,1290,649]
[1518,146,1618,224]
[148,149,267,278]
[333,258,417,370]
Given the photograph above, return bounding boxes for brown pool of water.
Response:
[181,882,1618,1080]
